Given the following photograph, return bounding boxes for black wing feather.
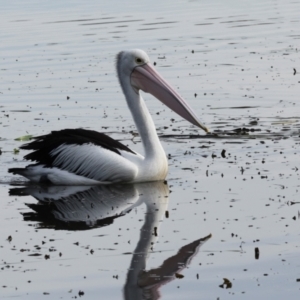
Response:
[21,128,136,166]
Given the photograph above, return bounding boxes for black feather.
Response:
[20,128,135,166]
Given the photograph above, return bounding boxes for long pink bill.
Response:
[130,63,209,133]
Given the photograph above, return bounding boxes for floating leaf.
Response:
[15,135,33,141]
[13,148,20,154]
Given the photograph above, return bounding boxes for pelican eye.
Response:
[135,57,143,64]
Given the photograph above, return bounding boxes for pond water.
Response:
[1,0,300,299]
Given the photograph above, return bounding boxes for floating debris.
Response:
[14,135,33,141]
[219,278,232,289]
[221,149,226,158]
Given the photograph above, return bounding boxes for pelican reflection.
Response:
[10,181,211,299]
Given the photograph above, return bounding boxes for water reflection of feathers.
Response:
[10,181,169,230]
[10,181,211,299]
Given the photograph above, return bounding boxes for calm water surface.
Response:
[1,0,300,299]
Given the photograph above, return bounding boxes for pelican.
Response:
[9,49,208,185]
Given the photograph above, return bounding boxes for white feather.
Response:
[50,143,139,182]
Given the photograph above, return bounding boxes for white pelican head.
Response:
[116,49,209,133]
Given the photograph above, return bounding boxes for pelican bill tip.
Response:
[196,122,210,133]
